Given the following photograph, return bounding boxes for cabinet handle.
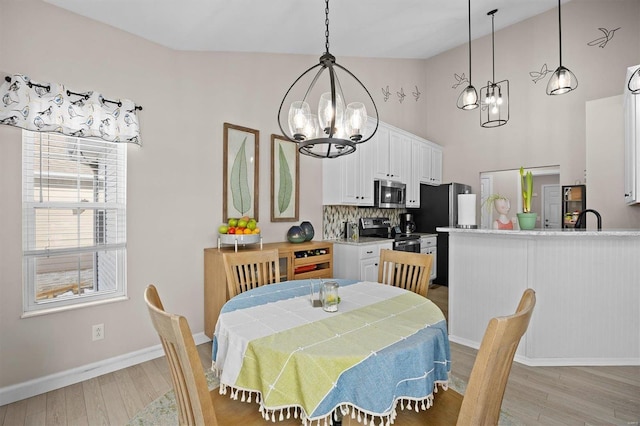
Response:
[374,263,378,266]
[366,250,373,254]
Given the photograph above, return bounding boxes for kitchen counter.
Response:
[328,237,390,246]
[437,227,640,237]
[441,227,640,366]
[328,232,438,246]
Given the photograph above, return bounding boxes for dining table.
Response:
[212,279,451,425]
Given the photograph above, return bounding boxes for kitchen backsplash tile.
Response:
[323,206,405,239]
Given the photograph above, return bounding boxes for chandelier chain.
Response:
[325,0,330,53]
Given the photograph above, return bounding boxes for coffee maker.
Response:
[400,213,416,234]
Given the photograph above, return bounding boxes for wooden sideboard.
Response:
[204,240,334,338]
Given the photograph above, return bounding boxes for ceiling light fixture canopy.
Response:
[480,9,509,128]
[547,0,578,95]
[277,0,379,159]
[457,0,478,110]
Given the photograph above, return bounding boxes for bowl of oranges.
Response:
[218,216,260,245]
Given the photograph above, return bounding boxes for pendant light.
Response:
[480,9,509,128]
[457,0,478,110]
[547,0,578,95]
[277,0,379,159]
[628,67,640,95]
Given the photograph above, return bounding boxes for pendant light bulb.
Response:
[547,0,578,95]
[457,0,479,110]
[480,9,509,128]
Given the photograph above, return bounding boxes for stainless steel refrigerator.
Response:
[407,182,472,286]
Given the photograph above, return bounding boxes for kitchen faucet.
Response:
[573,209,602,230]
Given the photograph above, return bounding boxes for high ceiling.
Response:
[44,0,565,59]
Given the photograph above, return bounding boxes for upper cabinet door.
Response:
[373,125,390,180]
[430,147,443,185]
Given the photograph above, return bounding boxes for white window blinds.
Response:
[22,131,127,314]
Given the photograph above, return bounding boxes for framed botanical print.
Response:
[270,134,299,222]
[223,123,259,221]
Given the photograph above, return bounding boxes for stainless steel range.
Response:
[359,217,421,253]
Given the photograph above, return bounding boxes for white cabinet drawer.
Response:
[359,241,392,259]
[420,236,437,247]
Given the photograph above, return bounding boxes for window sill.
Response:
[21,295,129,318]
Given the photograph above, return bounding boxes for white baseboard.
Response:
[0,332,211,406]
[449,335,640,367]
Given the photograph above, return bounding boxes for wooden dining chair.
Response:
[222,249,281,298]
[145,284,219,425]
[144,285,301,426]
[377,249,433,297]
[397,288,536,425]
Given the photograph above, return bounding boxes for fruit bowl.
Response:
[219,233,261,245]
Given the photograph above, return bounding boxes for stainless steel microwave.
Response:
[374,180,406,208]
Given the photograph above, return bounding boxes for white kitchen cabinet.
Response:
[420,235,437,281]
[373,124,404,182]
[405,139,423,208]
[419,142,442,186]
[323,119,443,206]
[322,124,374,206]
[333,241,393,280]
[624,65,640,205]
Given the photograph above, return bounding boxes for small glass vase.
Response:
[517,212,538,230]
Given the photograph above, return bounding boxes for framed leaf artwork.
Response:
[270,134,299,222]
[223,123,259,222]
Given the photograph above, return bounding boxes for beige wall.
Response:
[0,0,428,387]
[423,0,640,223]
[1,0,639,390]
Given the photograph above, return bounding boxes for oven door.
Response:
[393,239,421,253]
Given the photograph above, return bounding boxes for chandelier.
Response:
[480,9,509,128]
[277,0,379,159]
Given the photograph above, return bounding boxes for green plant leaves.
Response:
[278,144,293,213]
[231,137,251,214]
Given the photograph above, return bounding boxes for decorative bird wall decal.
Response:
[452,73,469,89]
[529,63,553,84]
[587,27,620,48]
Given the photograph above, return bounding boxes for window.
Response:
[22,131,127,315]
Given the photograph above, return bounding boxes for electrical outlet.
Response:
[92,324,104,341]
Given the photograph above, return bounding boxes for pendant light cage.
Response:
[277,0,379,159]
[457,0,478,110]
[480,9,509,128]
[628,67,640,95]
[480,80,509,128]
[547,0,578,95]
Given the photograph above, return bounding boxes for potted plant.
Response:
[517,167,537,229]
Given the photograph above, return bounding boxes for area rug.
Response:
[127,373,522,425]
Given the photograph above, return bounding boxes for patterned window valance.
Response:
[0,74,142,145]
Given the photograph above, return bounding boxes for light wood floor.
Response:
[1,285,638,425]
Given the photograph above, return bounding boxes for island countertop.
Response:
[443,226,640,367]
[436,227,640,237]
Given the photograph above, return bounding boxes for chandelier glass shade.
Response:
[277,0,378,159]
[480,9,509,128]
[457,0,478,110]
[547,0,578,95]
[628,67,640,95]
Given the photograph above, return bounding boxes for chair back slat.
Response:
[456,289,536,425]
[223,249,281,297]
[145,285,218,425]
[377,249,433,297]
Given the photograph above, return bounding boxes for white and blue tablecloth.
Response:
[212,279,451,425]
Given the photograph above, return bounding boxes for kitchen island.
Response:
[437,227,640,366]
